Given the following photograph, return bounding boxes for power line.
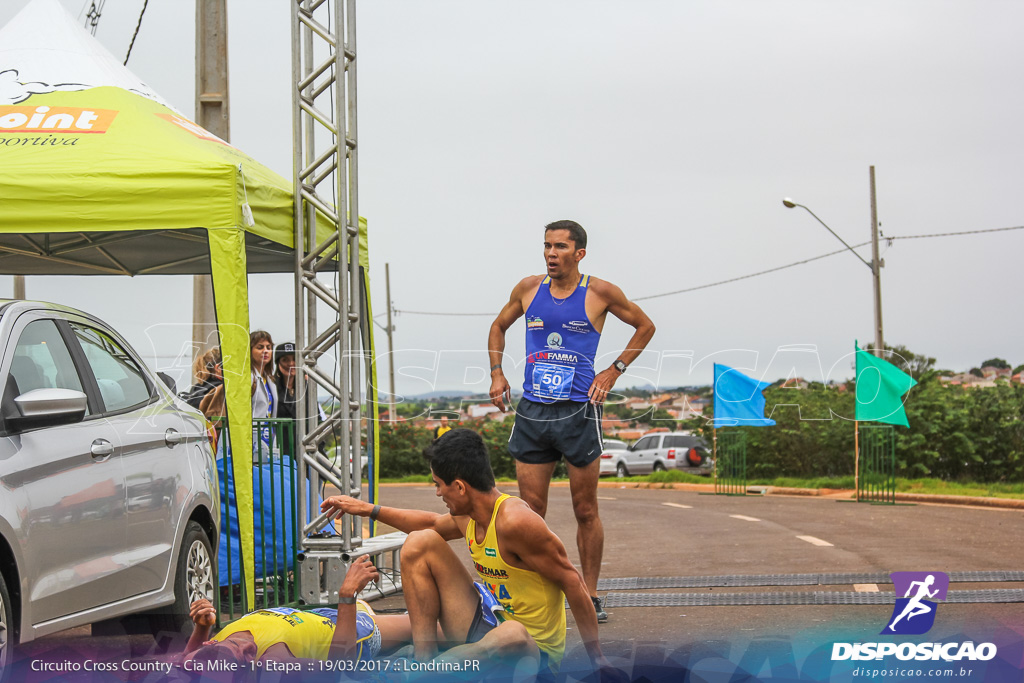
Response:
[394,243,867,314]
[633,243,869,302]
[123,0,150,66]
[82,0,105,35]
[393,224,1024,316]
[395,309,493,317]
[885,224,1024,242]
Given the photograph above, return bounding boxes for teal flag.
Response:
[854,342,918,427]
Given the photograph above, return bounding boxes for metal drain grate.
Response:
[597,570,1022,591]
[601,589,1024,608]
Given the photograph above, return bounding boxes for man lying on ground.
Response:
[181,552,535,676]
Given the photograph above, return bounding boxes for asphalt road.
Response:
[366,484,1024,678]
[14,484,1024,681]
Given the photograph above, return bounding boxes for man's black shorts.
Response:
[508,398,604,468]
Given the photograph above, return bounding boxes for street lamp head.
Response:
[782,198,797,208]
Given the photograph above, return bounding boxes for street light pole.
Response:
[783,165,885,358]
[868,166,884,359]
[385,263,396,423]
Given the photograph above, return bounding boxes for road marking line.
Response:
[797,535,834,547]
[854,584,880,592]
[597,496,617,501]
[730,514,761,522]
[662,502,693,509]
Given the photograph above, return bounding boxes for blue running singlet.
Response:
[522,274,601,403]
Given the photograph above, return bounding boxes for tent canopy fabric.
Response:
[0,0,371,609]
[0,0,370,276]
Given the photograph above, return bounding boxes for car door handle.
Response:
[91,439,114,458]
[165,428,183,446]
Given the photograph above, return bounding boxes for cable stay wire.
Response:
[123,0,150,65]
[393,224,1024,316]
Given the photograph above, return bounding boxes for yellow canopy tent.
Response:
[0,0,372,608]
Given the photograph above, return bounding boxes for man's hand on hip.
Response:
[587,367,620,405]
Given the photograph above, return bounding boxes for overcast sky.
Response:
[3,0,1022,398]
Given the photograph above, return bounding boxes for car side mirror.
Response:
[157,372,176,393]
[6,388,88,432]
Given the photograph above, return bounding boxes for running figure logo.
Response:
[881,571,949,635]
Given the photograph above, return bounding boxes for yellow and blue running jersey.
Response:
[211,602,381,661]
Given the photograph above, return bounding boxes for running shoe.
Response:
[592,595,607,623]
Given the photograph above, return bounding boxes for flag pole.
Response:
[854,420,860,500]
[713,426,718,488]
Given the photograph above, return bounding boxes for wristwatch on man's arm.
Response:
[612,359,627,375]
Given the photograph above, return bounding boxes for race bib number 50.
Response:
[531,362,575,400]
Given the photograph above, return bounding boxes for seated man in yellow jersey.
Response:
[320,429,618,677]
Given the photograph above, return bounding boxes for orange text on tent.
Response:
[0,106,118,134]
[155,113,229,146]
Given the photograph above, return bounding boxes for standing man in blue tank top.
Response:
[488,220,655,623]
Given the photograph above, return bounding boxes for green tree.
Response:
[863,343,936,378]
[376,422,434,477]
[981,358,1010,370]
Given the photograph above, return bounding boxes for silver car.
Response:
[0,300,218,674]
[614,431,713,476]
[598,439,629,476]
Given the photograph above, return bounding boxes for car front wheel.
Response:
[149,521,215,636]
[0,571,12,683]
[616,462,629,478]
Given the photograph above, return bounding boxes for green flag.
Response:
[855,342,918,427]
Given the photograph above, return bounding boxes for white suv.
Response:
[612,431,713,476]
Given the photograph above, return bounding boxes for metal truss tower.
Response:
[290,0,402,604]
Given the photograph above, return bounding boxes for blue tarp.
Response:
[217,456,329,586]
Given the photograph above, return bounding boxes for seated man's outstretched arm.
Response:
[320,495,461,540]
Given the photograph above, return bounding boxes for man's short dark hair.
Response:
[545,219,587,250]
[424,429,495,492]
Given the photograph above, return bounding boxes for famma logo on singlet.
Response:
[527,351,578,363]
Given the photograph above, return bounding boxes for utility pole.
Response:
[869,166,884,358]
[385,263,396,423]
[12,275,24,300]
[192,0,230,358]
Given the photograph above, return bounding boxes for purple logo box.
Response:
[891,571,949,601]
